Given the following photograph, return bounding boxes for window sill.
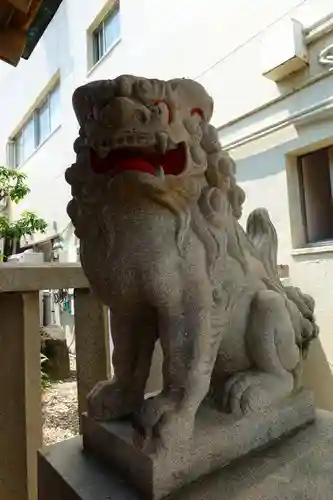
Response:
[87,38,122,77]
[280,277,292,286]
[17,124,62,168]
[292,242,333,256]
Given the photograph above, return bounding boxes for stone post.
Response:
[0,291,41,500]
[74,288,111,430]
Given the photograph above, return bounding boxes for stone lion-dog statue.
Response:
[66,75,318,452]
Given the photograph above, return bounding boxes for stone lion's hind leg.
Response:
[87,308,156,421]
[223,371,294,416]
[223,290,300,416]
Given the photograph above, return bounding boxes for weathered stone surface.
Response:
[41,325,70,380]
[82,390,314,499]
[39,410,333,500]
[64,75,320,495]
[1,292,42,500]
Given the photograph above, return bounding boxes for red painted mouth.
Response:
[90,142,186,177]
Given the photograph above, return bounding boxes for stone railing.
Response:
[0,264,112,500]
[0,262,298,500]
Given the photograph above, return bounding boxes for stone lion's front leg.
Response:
[134,278,221,452]
[223,290,300,415]
[88,309,156,421]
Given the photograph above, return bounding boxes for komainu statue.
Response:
[66,75,318,455]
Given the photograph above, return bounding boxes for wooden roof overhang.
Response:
[0,0,63,67]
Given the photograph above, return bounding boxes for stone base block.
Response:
[82,389,314,499]
[38,408,333,500]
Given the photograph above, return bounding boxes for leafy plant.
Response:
[0,166,47,259]
[0,167,50,386]
[0,166,30,203]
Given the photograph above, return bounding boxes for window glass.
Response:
[104,8,121,52]
[38,99,51,145]
[50,85,61,131]
[14,134,23,167]
[22,117,35,161]
[9,82,61,167]
[92,6,121,64]
[93,27,104,63]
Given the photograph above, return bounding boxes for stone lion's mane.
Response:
[73,79,250,281]
[133,118,249,280]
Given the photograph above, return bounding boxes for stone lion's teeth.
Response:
[168,138,177,150]
[99,148,109,159]
[155,165,165,179]
[87,132,157,153]
[95,138,111,158]
[156,132,168,154]
[86,137,95,149]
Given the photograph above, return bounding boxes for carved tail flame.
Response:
[246,208,279,282]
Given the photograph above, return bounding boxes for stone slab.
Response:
[82,389,315,499]
[0,263,88,292]
[38,409,333,500]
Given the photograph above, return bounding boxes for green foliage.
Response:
[0,166,30,203]
[0,167,50,384]
[0,166,48,259]
[0,211,48,240]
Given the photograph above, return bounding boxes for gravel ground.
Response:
[42,357,80,446]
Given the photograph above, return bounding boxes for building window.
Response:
[92,4,121,65]
[297,146,333,245]
[10,83,61,167]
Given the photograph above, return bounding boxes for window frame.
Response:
[295,146,333,246]
[91,3,121,66]
[9,82,61,168]
[37,95,52,146]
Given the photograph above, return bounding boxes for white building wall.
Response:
[0,0,332,234]
[0,0,332,368]
[223,79,333,365]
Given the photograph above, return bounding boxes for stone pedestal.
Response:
[38,409,333,500]
[81,390,314,499]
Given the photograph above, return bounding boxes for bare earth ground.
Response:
[42,357,80,446]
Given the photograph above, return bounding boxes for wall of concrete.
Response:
[0,0,332,389]
[220,36,333,377]
[0,0,332,240]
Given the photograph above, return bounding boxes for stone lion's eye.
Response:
[153,100,172,123]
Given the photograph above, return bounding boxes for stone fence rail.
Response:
[0,264,111,500]
[0,263,294,500]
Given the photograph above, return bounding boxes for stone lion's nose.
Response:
[99,97,151,127]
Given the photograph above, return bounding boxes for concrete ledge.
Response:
[0,263,89,292]
[82,390,315,499]
[38,409,333,500]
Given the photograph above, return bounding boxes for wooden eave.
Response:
[0,0,62,67]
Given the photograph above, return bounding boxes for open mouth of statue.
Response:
[89,141,186,177]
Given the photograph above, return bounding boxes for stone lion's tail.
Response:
[246,208,280,283]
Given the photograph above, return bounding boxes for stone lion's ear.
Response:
[72,86,93,126]
[207,96,214,122]
[169,80,180,92]
[72,86,86,111]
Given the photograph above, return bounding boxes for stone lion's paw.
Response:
[222,372,266,416]
[133,393,181,453]
[87,380,141,421]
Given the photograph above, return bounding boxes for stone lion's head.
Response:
[65,75,244,237]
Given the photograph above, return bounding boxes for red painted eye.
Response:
[153,100,173,123]
[191,108,204,119]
